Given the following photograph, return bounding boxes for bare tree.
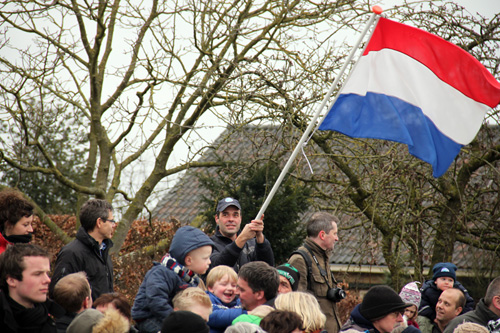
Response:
[0,0,367,253]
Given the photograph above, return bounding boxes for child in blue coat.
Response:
[206,265,246,333]
[131,226,214,333]
[419,262,474,321]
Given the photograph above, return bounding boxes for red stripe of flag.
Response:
[364,17,500,107]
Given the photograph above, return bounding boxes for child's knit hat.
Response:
[399,282,421,307]
[432,262,457,281]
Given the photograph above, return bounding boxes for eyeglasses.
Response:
[393,310,405,317]
[104,218,117,224]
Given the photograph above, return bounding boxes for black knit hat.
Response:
[161,311,210,333]
[360,285,411,321]
[276,263,300,291]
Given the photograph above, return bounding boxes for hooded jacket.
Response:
[131,226,214,324]
[49,227,114,301]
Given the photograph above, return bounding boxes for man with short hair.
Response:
[443,276,500,333]
[209,197,274,272]
[0,243,64,333]
[53,272,93,332]
[236,261,279,311]
[420,288,465,333]
[50,199,116,301]
[288,211,342,333]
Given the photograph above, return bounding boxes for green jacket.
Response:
[289,238,341,333]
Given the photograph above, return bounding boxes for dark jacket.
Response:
[1,288,64,333]
[209,226,274,272]
[49,227,114,301]
[289,238,341,333]
[131,226,213,325]
[443,299,499,333]
[207,291,246,333]
[419,280,475,321]
[55,312,76,333]
[340,304,378,333]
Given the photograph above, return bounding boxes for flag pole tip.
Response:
[371,5,383,14]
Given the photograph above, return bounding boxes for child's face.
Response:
[435,276,454,291]
[208,274,237,304]
[185,245,212,274]
[404,305,417,320]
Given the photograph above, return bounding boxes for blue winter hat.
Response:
[432,262,457,281]
[169,226,214,265]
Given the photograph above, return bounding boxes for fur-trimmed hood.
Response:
[92,308,129,333]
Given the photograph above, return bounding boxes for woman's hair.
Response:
[93,292,132,320]
[0,188,34,231]
[260,310,303,333]
[206,265,238,289]
[275,291,326,333]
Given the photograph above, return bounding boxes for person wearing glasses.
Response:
[340,285,420,333]
[49,199,116,301]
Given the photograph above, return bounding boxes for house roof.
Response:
[153,124,499,274]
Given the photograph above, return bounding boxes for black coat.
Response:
[209,227,274,272]
[49,227,114,301]
[1,288,64,333]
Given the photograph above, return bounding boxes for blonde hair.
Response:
[206,265,237,289]
[275,291,326,333]
[172,287,212,311]
[453,323,489,333]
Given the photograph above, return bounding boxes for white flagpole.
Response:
[254,6,383,220]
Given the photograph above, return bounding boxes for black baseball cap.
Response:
[216,197,241,213]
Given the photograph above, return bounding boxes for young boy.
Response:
[419,262,474,321]
[131,226,214,333]
[206,265,246,333]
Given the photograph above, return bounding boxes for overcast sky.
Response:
[380,0,499,18]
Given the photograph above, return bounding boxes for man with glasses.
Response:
[50,199,116,301]
[340,285,418,333]
[444,276,500,333]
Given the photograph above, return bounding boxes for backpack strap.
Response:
[290,249,313,290]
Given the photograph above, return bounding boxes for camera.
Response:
[488,318,500,333]
[326,287,346,303]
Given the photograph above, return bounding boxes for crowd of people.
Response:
[0,189,499,333]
